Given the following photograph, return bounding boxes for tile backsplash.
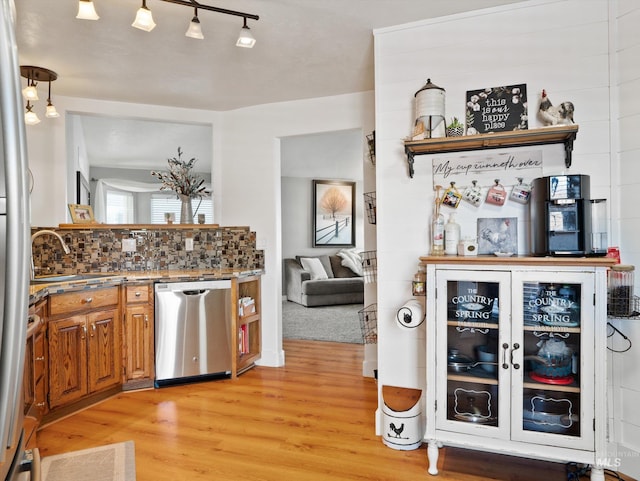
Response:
[30,226,264,275]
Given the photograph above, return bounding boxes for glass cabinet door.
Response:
[435,270,511,439]
[511,271,594,450]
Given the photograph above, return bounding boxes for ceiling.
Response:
[15,0,525,171]
[14,0,525,111]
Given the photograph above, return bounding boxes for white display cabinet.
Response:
[421,256,615,481]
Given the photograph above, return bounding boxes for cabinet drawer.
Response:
[49,287,119,317]
[125,284,151,304]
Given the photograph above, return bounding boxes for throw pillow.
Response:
[300,257,329,280]
[295,255,334,278]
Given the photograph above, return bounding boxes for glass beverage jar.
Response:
[607,264,635,317]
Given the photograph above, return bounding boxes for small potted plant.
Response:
[446,117,464,137]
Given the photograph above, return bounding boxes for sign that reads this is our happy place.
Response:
[432,150,543,188]
[466,84,528,134]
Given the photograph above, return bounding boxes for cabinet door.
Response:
[87,309,121,393]
[510,271,594,450]
[435,269,511,439]
[124,304,153,382]
[48,316,88,409]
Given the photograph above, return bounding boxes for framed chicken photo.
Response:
[477,217,518,255]
[465,84,528,135]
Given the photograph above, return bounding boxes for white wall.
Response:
[373,0,640,474]
[219,92,375,368]
[609,0,640,476]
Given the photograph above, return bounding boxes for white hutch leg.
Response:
[427,441,439,475]
[590,466,605,481]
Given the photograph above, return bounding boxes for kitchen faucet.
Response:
[30,229,71,280]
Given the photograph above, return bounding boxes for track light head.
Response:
[236,18,256,48]
[185,9,204,39]
[132,1,156,32]
[76,0,100,20]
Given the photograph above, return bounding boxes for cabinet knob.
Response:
[35,356,45,362]
[36,402,46,407]
[135,291,141,297]
[84,297,93,304]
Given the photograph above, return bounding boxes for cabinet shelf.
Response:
[523,381,581,394]
[448,373,498,385]
[404,124,579,178]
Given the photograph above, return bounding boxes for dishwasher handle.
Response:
[182,289,207,296]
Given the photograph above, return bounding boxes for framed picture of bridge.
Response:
[312,179,355,247]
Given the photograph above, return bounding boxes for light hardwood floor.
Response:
[37,340,632,481]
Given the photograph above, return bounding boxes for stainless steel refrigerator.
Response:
[0,1,34,480]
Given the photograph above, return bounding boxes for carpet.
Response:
[282,301,364,344]
[41,441,136,481]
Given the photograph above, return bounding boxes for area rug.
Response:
[41,441,136,481]
[282,301,364,344]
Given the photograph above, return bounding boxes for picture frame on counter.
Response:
[68,203,95,224]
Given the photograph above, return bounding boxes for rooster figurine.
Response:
[538,89,575,126]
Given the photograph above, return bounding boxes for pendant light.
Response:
[132,0,156,32]
[25,102,41,125]
[20,66,59,125]
[185,8,204,39]
[45,81,59,118]
[236,17,256,48]
[76,0,99,20]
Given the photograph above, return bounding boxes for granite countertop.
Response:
[29,268,263,304]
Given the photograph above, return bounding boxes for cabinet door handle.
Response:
[91,323,96,337]
[81,325,87,340]
[36,402,46,407]
[84,297,93,304]
[35,356,45,362]
[502,343,509,369]
[144,314,148,327]
[511,343,521,370]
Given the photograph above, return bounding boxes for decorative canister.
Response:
[415,78,446,138]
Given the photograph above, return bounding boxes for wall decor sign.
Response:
[312,179,355,247]
[432,150,542,188]
[466,84,528,134]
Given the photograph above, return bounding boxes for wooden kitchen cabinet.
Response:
[23,299,47,449]
[233,275,261,377]
[47,286,121,410]
[122,282,154,389]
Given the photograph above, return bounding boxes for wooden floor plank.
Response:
[37,339,634,481]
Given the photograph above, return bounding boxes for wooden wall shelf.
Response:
[403,124,579,178]
[56,223,221,230]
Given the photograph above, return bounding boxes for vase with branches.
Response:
[151,147,206,223]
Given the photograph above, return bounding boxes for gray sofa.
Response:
[284,255,364,307]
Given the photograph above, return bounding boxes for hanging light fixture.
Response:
[185,8,204,39]
[24,102,41,125]
[77,1,258,46]
[132,0,156,32]
[236,17,255,48]
[20,66,59,125]
[45,81,60,118]
[76,0,99,20]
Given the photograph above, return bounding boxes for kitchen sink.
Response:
[30,273,116,284]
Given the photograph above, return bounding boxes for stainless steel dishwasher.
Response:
[154,280,232,387]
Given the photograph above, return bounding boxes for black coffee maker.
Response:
[530,175,604,256]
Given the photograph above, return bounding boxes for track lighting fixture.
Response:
[236,17,255,48]
[76,0,259,47]
[76,0,99,20]
[185,8,204,39]
[20,66,59,125]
